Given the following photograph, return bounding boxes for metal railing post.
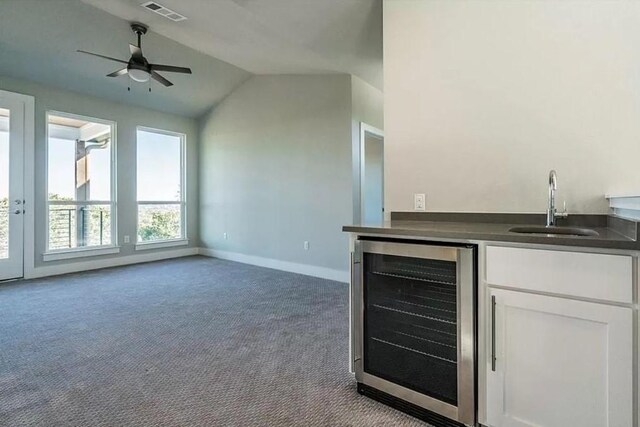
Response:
[67,210,72,248]
[81,208,85,247]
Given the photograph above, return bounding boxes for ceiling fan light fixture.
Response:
[128,68,150,82]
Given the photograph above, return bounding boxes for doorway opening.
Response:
[359,123,384,224]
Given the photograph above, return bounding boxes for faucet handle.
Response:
[555,200,569,219]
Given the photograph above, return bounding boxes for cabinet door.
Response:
[486,288,633,427]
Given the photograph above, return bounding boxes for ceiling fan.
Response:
[77,23,192,87]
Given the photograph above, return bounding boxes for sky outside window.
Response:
[48,132,180,201]
[47,119,112,201]
[7,124,182,204]
[137,130,182,201]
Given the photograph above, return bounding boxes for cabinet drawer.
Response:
[486,246,633,303]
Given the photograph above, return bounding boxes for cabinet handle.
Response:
[491,295,496,372]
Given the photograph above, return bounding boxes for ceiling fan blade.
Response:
[129,44,143,60]
[106,68,128,77]
[151,71,173,87]
[150,64,192,74]
[77,50,128,64]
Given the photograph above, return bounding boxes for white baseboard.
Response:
[198,248,349,283]
[24,247,199,280]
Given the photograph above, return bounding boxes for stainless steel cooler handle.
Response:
[456,247,476,426]
[350,245,362,371]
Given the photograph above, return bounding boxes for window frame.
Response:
[134,126,187,249]
[43,110,118,260]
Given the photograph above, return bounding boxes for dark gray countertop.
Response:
[342,213,640,251]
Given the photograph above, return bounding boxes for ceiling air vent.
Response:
[140,1,187,22]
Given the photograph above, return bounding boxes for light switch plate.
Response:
[414,194,426,211]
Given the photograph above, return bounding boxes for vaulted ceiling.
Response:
[0,0,251,117]
[82,0,383,88]
[0,0,382,118]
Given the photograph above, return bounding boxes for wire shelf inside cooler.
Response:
[372,256,457,285]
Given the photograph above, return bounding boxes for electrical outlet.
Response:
[124,235,130,243]
[223,232,228,240]
[414,194,426,211]
[304,241,310,250]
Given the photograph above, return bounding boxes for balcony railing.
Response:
[49,206,110,250]
[0,204,7,259]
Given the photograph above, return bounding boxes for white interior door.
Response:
[0,95,25,281]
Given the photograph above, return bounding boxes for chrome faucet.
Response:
[547,170,568,226]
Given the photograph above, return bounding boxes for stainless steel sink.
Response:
[509,226,599,237]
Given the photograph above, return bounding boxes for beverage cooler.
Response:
[351,239,476,427]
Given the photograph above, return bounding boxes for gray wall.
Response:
[384,0,640,214]
[0,75,199,270]
[199,75,353,273]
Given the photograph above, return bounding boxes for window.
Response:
[136,128,185,245]
[46,112,116,253]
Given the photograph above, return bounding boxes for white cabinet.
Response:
[486,287,633,427]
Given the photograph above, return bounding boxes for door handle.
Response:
[14,199,22,205]
[491,295,496,372]
[13,209,22,215]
